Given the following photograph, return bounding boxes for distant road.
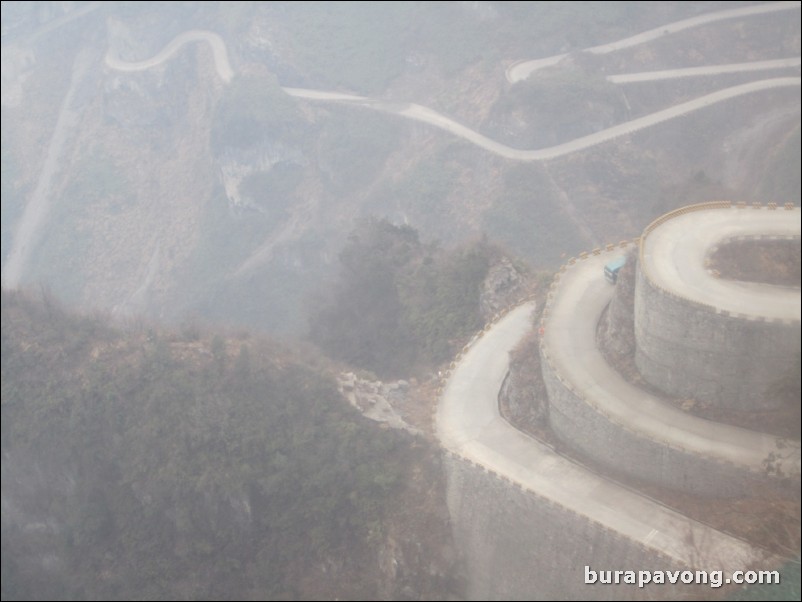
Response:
[96,5,800,571]
[506,1,802,83]
[2,52,91,289]
[106,28,801,163]
[608,57,802,83]
[286,78,801,161]
[104,30,233,83]
[436,303,763,568]
[542,251,800,476]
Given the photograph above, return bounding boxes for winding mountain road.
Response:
[105,30,233,83]
[24,2,801,568]
[287,78,801,161]
[105,31,800,163]
[506,1,801,83]
[541,246,800,476]
[436,303,764,568]
[437,205,799,568]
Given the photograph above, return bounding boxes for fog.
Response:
[2,1,800,600]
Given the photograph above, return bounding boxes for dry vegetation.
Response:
[1,290,457,600]
[709,239,801,287]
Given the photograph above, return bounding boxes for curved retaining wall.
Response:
[438,239,779,598]
[444,454,695,601]
[635,203,801,410]
[540,346,783,497]
[537,225,800,497]
[634,262,799,410]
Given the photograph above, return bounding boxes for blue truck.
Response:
[604,256,627,284]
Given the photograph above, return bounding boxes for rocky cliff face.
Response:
[500,329,549,430]
[598,248,638,358]
[479,256,524,320]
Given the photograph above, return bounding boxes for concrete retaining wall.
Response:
[534,211,800,496]
[444,454,710,601]
[539,348,788,497]
[634,265,800,411]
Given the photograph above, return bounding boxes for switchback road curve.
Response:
[436,302,764,568]
[104,26,800,163]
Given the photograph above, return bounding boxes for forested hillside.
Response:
[1,291,456,600]
[310,219,519,377]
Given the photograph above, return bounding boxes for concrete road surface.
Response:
[105,30,233,83]
[437,304,763,568]
[286,78,800,161]
[542,252,799,473]
[641,206,801,321]
[506,1,801,83]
